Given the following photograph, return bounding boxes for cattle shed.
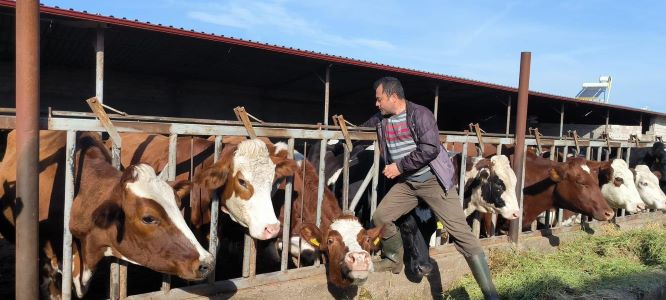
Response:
[0,0,664,139]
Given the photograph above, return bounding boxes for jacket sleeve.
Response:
[360,112,382,128]
[396,107,440,173]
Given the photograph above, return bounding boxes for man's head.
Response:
[374,77,406,115]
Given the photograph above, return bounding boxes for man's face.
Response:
[375,85,394,115]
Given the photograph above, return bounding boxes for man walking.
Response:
[365,77,498,299]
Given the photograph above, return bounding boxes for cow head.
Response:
[634,165,666,210]
[465,155,520,219]
[87,164,213,294]
[195,139,297,240]
[594,159,645,213]
[549,157,614,221]
[399,214,434,279]
[300,216,382,287]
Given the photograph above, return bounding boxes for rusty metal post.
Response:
[324,65,331,125]
[342,144,350,211]
[95,27,104,103]
[15,1,40,299]
[509,52,530,244]
[162,134,178,292]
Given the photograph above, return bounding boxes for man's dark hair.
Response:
[373,77,405,100]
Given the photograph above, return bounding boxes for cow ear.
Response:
[613,177,624,187]
[299,223,323,250]
[194,160,230,190]
[169,180,193,201]
[366,225,384,251]
[272,156,299,180]
[549,167,563,182]
[92,201,124,234]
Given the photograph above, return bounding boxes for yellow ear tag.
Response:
[436,221,444,230]
[309,238,320,247]
[373,237,381,246]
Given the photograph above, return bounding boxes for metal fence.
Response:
[0,109,657,299]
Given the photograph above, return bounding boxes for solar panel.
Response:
[576,87,607,101]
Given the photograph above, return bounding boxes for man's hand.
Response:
[383,163,401,179]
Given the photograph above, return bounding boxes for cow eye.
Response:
[142,215,157,225]
[238,178,247,188]
[327,238,334,245]
[614,177,624,184]
[640,182,649,187]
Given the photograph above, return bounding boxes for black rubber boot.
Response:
[373,233,404,274]
[466,253,499,300]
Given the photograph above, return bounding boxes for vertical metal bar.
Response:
[61,131,76,300]
[324,65,331,126]
[242,235,256,277]
[616,147,623,160]
[208,136,223,283]
[316,139,327,227]
[15,1,40,299]
[505,96,512,137]
[162,134,177,292]
[434,85,440,121]
[556,148,568,227]
[472,214,481,238]
[625,146,631,163]
[597,146,603,161]
[370,141,380,217]
[95,27,104,104]
[559,103,565,138]
[544,145,556,229]
[342,144,350,211]
[605,109,610,135]
[459,142,468,206]
[280,139,295,272]
[509,52,531,244]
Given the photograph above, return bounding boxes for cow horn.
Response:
[157,164,170,181]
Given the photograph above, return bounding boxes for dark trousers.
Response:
[372,177,483,257]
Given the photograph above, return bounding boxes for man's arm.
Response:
[396,107,440,173]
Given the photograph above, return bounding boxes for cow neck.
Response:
[290,159,341,232]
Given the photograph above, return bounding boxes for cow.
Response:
[298,215,382,287]
[629,142,666,193]
[0,130,213,298]
[452,154,520,220]
[586,159,645,213]
[633,165,666,210]
[518,150,614,228]
[115,133,298,241]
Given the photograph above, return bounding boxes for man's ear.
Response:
[272,156,299,181]
[299,223,323,250]
[194,160,230,190]
[366,225,384,251]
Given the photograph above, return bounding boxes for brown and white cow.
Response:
[299,215,382,287]
[520,150,614,228]
[0,131,213,298]
[116,133,298,240]
[634,165,666,210]
[586,159,645,213]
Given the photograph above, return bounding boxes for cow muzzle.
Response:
[345,251,372,281]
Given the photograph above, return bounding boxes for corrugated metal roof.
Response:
[1,0,663,117]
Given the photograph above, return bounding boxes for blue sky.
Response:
[41,0,666,113]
